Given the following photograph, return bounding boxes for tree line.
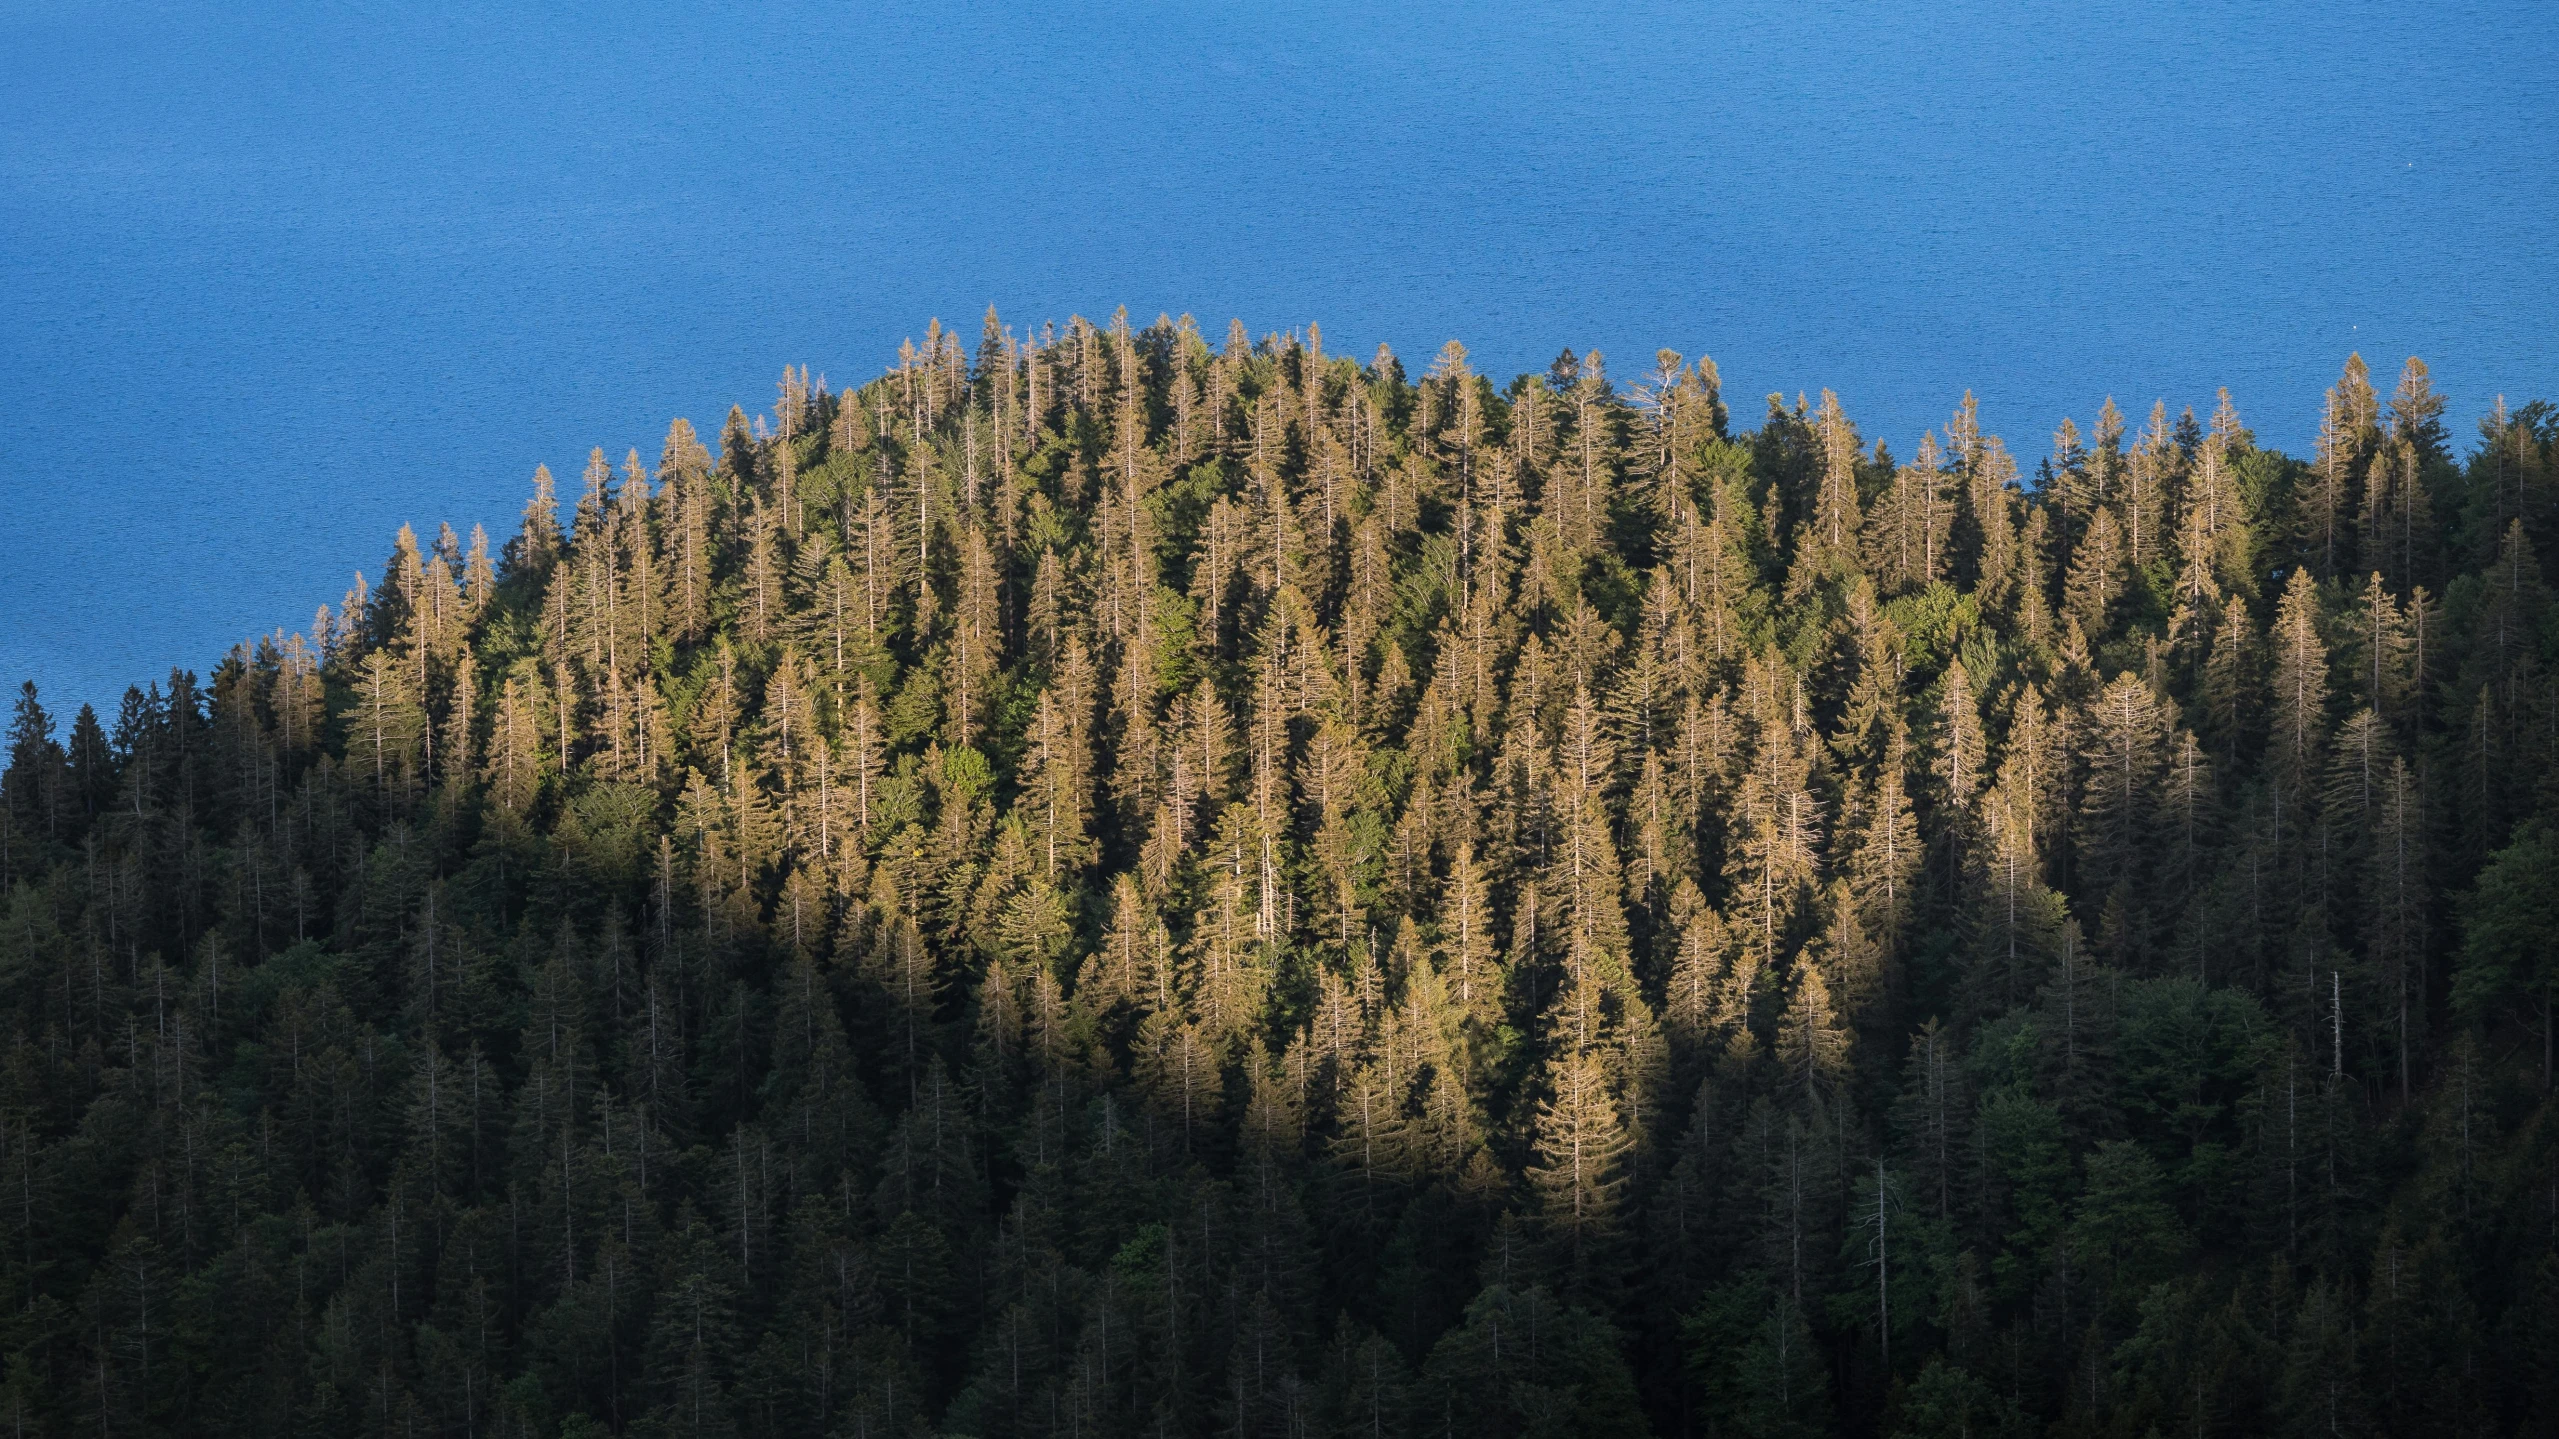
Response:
[4,312,2558,1437]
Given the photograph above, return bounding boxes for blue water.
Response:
[4,0,2553,712]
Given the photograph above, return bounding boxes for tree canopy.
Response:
[4,319,2558,1437]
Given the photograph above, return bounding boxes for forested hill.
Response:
[6,315,2559,1439]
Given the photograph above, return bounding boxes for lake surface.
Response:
[4,0,2553,713]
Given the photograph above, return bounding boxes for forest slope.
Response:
[5,316,2559,1438]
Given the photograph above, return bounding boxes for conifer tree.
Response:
[2308,356,2380,576]
[349,647,425,809]
[2077,672,2168,904]
[1529,1047,1634,1280]
[2269,566,2331,807]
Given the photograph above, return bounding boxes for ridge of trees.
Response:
[5,312,2559,1438]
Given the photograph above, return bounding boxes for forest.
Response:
[4,313,2558,1438]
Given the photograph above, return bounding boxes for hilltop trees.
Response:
[2,330,2556,1437]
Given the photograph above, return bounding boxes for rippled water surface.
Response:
[3,0,2553,709]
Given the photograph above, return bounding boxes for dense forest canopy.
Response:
[5,313,2559,1438]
